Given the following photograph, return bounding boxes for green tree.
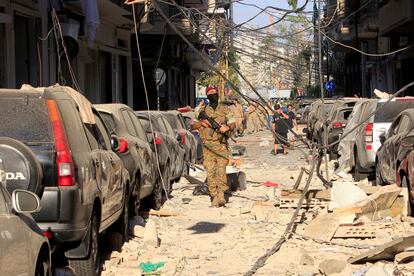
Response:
[288,0,298,9]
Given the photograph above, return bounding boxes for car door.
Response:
[0,185,31,275]
[123,109,157,193]
[393,115,413,171]
[382,116,402,183]
[94,113,124,218]
[161,117,184,175]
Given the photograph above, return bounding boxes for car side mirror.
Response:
[12,189,41,213]
[110,135,120,152]
[379,133,386,145]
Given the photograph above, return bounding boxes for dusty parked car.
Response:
[352,98,414,181]
[136,111,185,191]
[182,111,203,164]
[376,109,414,185]
[95,104,162,211]
[162,110,198,165]
[396,150,414,214]
[0,161,51,276]
[307,99,336,142]
[326,98,360,123]
[0,86,130,275]
[327,107,353,160]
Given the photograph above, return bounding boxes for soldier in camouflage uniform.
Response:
[193,85,236,207]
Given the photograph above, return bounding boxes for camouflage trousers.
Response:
[203,142,229,198]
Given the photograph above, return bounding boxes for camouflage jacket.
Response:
[197,103,235,144]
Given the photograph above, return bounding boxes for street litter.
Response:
[139,261,166,274]
[148,207,178,217]
[263,181,279,187]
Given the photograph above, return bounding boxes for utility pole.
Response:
[219,16,228,101]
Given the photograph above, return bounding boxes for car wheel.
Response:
[375,163,384,186]
[401,175,413,215]
[117,191,130,242]
[353,152,365,181]
[69,215,100,276]
[34,252,50,276]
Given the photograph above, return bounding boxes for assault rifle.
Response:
[198,110,236,143]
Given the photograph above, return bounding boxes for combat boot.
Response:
[211,196,219,207]
[217,192,226,207]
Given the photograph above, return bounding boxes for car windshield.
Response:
[374,101,414,122]
[0,97,52,142]
[163,114,178,129]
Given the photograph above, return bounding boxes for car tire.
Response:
[375,163,384,186]
[0,137,44,196]
[35,252,51,276]
[401,176,413,215]
[353,152,365,182]
[130,176,141,216]
[69,214,100,276]
[116,191,130,242]
[329,151,338,161]
[145,168,164,210]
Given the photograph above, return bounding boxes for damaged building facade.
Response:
[324,0,414,97]
[0,0,217,110]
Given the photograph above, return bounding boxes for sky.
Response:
[233,0,313,27]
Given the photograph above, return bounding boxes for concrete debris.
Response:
[333,184,402,220]
[333,225,376,239]
[303,213,341,241]
[129,224,145,238]
[364,262,395,276]
[349,235,414,263]
[143,219,159,248]
[259,140,270,147]
[251,201,279,222]
[319,259,348,275]
[300,251,315,266]
[329,182,367,210]
[149,207,178,217]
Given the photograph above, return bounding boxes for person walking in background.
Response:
[246,102,256,133]
[233,98,245,136]
[252,102,262,132]
[272,104,290,155]
[287,104,298,144]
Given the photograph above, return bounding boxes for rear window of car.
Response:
[100,112,116,134]
[374,101,414,122]
[163,114,178,129]
[0,97,52,142]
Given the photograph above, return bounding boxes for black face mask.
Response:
[207,93,219,109]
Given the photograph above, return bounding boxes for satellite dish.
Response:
[154,68,166,87]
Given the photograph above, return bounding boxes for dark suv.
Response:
[0,86,130,275]
[95,104,162,210]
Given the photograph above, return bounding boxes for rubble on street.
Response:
[101,131,414,276]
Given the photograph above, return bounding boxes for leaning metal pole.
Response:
[317,0,330,181]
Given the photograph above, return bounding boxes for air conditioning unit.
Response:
[378,37,390,54]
